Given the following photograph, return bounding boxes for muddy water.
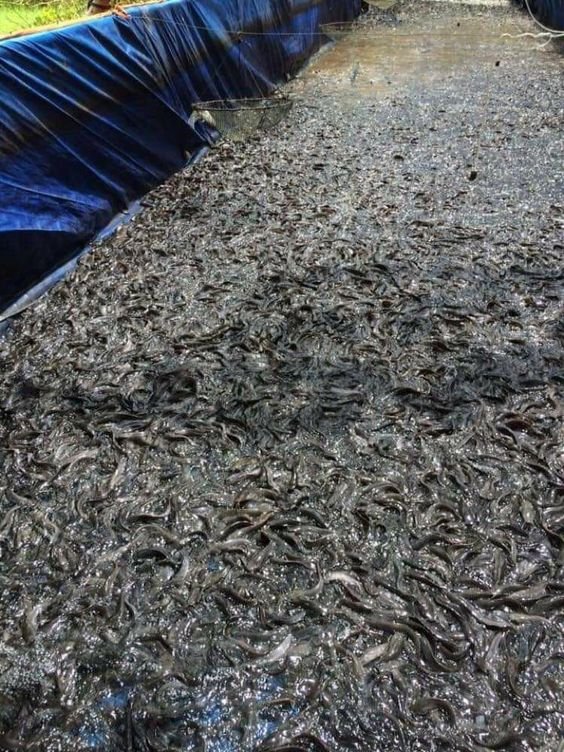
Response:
[304,14,536,97]
[1,2,563,750]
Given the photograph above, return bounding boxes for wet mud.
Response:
[0,1,563,750]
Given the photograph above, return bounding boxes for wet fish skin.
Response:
[0,4,563,748]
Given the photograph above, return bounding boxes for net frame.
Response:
[192,95,294,141]
[320,21,360,41]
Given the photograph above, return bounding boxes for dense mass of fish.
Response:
[0,2,563,750]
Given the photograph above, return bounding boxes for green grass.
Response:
[0,4,40,34]
[0,0,85,37]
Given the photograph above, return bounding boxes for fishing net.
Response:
[364,0,399,7]
[192,96,294,141]
[320,21,360,41]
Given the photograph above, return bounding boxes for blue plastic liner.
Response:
[526,0,564,29]
[0,0,361,313]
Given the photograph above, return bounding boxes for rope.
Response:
[4,1,561,42]
[100,15,510,39]
[118,18,349,37]
[522,0,564,35]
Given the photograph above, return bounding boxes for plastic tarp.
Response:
[0,0,361,314]
[527,0,564,29]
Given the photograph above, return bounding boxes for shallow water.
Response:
[306,12,540,96]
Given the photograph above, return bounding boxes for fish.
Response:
[0,6,562,748]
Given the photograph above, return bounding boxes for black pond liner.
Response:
[520,0,564,31]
